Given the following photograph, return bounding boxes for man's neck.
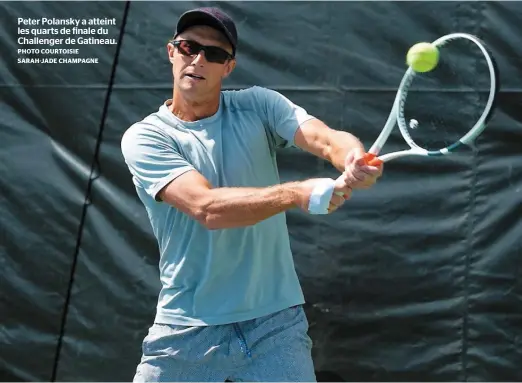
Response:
[169,90,221,122]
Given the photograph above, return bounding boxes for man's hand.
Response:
[340,148,383,190]
[294,178,353,214]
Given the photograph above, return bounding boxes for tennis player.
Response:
[121,7,382,382]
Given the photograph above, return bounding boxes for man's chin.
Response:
[179,79,204,91]
[177,86,209,101]
[176,80,219,99]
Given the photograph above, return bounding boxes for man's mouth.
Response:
[185,73,205,80]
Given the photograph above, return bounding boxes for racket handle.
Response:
[363,153,383,166]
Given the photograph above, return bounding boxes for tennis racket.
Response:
[342,32,500,172]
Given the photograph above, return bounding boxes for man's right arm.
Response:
[121,124,351,230]
[157,170,306,229]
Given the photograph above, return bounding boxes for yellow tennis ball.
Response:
[406,42,439,73]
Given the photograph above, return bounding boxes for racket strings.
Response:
[399,37,493,152]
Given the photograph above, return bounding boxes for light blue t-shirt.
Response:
[121,86,316,326]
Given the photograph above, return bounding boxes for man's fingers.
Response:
[330,193,345,207]
[365,165,383,175]
[351,168,369,181]
[349,165,378,182]
[353,149,367,166]
[328,192,348,213]
[354,157,368,166]
[355,163,382,175]
[351,166,382,183]
[340,148,384,192]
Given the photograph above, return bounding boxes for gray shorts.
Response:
[133,305,316,382]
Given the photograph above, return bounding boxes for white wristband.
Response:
[308,179,335,215]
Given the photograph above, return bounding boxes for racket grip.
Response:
[363,153,383,166]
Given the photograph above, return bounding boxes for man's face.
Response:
[168,25,236,100]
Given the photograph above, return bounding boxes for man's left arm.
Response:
[254,86,380,179]
[294,118,365,172]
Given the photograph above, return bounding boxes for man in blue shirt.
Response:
[121,7,382,382]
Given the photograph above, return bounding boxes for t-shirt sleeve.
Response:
[254,86,316,149]
[121,123,195,201]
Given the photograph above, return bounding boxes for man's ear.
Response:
[223,58,236,78]
[167,42,176,64]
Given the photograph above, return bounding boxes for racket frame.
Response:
[370,32,499,163]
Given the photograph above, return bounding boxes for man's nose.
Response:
[191,49,207,65]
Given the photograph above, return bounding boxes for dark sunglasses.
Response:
[172,39,233,64]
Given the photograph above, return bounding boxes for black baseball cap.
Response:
[175,7,238,56]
